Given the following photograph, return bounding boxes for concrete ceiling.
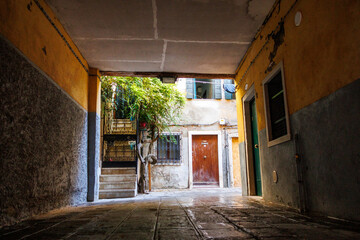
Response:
[46,0,275,75]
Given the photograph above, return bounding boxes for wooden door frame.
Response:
[188,131,223,189]
[242,85,259,196]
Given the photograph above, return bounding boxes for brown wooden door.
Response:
[192,135,219,186]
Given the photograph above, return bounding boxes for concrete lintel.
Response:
[100,71,235,79]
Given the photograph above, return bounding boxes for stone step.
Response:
[100,181,136,190]
[99,189,136,199]
[101,168,136,175]
[100,174,137,182]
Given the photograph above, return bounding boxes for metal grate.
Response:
[104,140,136,162]
[157,133,181,165]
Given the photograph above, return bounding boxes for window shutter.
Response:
[214,79,222,99]
[224,79,233,100]
[186,79,194,99]
[267,72,287,139]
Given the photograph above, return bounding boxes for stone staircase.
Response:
[99,167,137,199]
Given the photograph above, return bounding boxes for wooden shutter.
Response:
[267,72,287,139]
[214,79,222,99]
[186,79,194,99]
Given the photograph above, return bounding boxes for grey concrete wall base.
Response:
[0,36,88,226]
[87,112,100,202]
[238,142,248,196]
[291,79,360,221]
[258,79,360,221]
[259,130,300,209]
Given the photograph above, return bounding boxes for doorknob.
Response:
[203,156,207,159]
[254,144,259,148]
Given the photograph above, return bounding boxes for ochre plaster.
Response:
[235,0,360,134]
[0,0,89,109]
[88,68,101,114]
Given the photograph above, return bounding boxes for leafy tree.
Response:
[101,76,185,193]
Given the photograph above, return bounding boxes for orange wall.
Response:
[88,68,101,114]
[0,0,89,110]
[235,0,360,137]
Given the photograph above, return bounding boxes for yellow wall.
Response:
[235,0,360,135]
[88,68,101,114]
[231,137,242,188]
[0,0,89,110]
[235,87,245,142]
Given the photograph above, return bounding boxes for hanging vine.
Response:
[101,76,185,193]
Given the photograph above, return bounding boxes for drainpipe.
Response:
[294,133,307,213]
[223,128,230,188]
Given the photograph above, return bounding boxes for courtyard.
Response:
[1,189,359,240]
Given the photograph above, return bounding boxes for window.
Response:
[157,133,181,165]
[223,79,236,100]
[263,62,291,147]
[186,79,222,99]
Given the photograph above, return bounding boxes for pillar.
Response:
[87,68,101,201]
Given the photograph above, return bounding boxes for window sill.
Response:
[155,163,182,166]
[267,134,291,148]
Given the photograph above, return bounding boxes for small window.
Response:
[157,133,181,165]
[223,79,236,100]
[186,79,222,99]
[263,62,291,146]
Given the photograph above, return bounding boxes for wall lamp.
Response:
[160,76,177,84]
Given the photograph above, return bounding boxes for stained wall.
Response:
[151,79,239,189]
[235,0,360,220]
[0,0,92,226]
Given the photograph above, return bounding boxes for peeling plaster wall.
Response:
[151,79,238,189]
[151,136,190,189]
[235,0,360,220]
[0,37,88,226]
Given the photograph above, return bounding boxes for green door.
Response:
[250,98,262,196]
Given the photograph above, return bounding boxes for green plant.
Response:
[101,76,185,131]
[101,76,185,193]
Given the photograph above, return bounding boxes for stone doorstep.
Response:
[99,189,137,199]
[99,174,137,182]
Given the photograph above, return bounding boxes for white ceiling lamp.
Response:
[160,76,177,84]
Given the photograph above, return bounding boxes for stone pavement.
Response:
[1,189,359,239]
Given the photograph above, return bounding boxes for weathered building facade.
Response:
[151,78,241,189]
[235,0,360,221]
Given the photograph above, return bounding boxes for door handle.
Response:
[254,144,259,148]
[203,156,207,159]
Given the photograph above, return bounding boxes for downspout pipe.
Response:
[223,128,231,188]
[294,133,308,213]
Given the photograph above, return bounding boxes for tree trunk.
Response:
[137,129,157,194]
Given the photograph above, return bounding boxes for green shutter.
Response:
[186,79,194,99]
[214,79,222,99]
[224,79,233,100]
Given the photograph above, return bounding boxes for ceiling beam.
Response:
[100,71,235,79]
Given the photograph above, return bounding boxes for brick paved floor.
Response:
[1,189,359,239]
